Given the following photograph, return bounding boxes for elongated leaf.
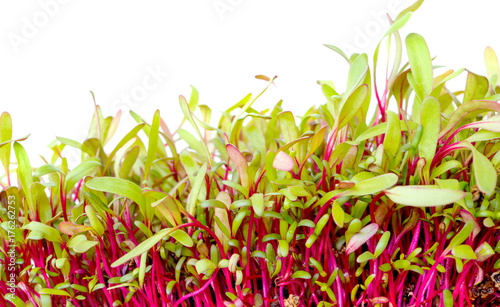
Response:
[439,100,500,138]
[406,33,433,100]
[186,163,208,216]
[169,229,193,247]
[250,193,264,217]
[430,160,462,180]
[461,114,500,132]
[385,186,466,207]
[462,142,497,196]
[85,205,105,236]
[0,112,12,178]
[485,46,499,86]
[346,223,379,255]
[35,164,63,177]
[226,144,250,190]
[444,221,474,254]
[345,173,398,196]
[103,124,144,172]
[66,160,101,193]
[306,126,327,159]
[38,289,71,297]
[419,96,441,180]
[383,111,401,157]
[22,221,61,243]
[144,110,160,180]
[355,121,418,143]
[14,142,34,213]
[111,228,170,267]
[278,111,300,153]
[86,177,146,207]
[463,71,489,103]
[336,84,369,130]
[151,195,182,226]
[59,222,92,236]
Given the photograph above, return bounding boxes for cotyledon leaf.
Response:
[144,109,160,180]
[335,84,369,131]
[383,111,401,157]
[344,173,398,196]
[66,160,101,193]
[419,96,441,181]
[354,121,418,143]
[461,142,497,196]
[406,33,433,100]
[385,186,466,207]
[186,163,208,216]
[86,177,146,208]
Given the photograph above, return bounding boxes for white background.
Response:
[1,0,499,169]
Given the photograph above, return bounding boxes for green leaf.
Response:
[463,71,489,103]
[357,251,374,263]
[151,195,182,226]
[439,100,500,138]
[186,163,208,216]
[418,97,440,163]
[66,160,101,193]
[195,259,217,276]
[430,160,462,181]
[383,111,401,157]
[177,129,206,157]
[336,84,369,131]
[306,126,327,159]
[250,193,264,217]
[144,110,160,180]
[38,288,71,297]
[385,186,465,207]
[345,223,379,255]
[324,44,349,62]
[291,271,312,279]
[345,173,398,196]
[278,111,300,154]
[461,142,497,196]
[35,164,63,177]
[278,239,289,257]
[443,289,454,307]
[138,252,147,288]
[14,142,34,211]
[406,33,433,100]
[119,146,140,179]
[445,221,474,254]
[484,46,499,86]
[332,200,345,227]
[179,96,211,163]
[85,205,105,237]
[86,177,146,208]
[103,123,144,173]
[451,244,477,260]
[73,240,99,253]
[111,228,170,267]
[355,121,418,143]
[374,231,391,258]
[0,112,12,178]
[169,229,193,247]
[22,222,61,243]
